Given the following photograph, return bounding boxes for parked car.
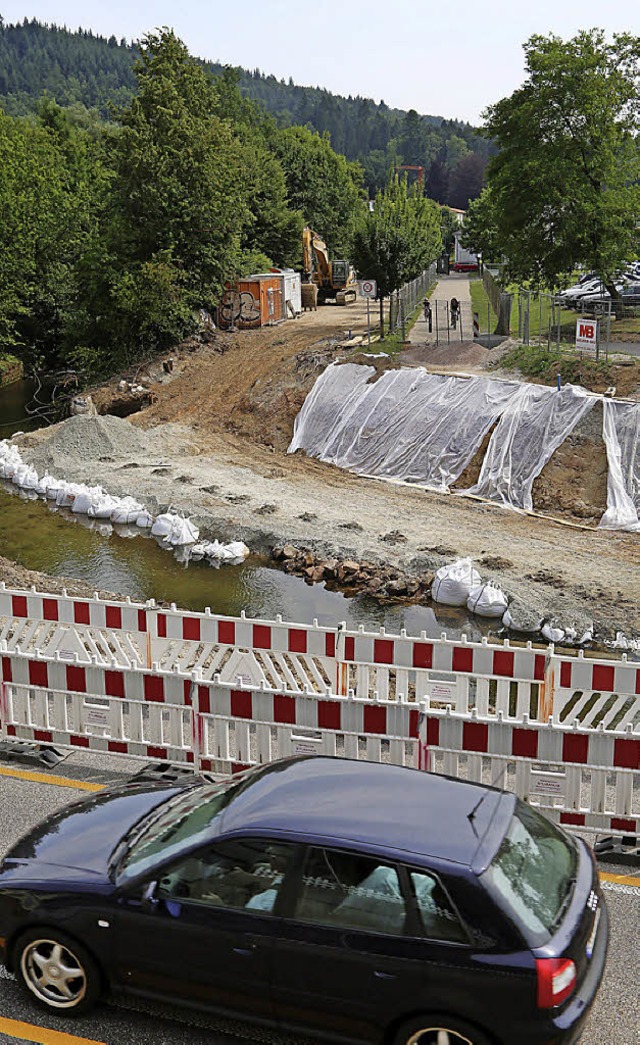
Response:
[556,276,602,307]
[0,757,608,1045]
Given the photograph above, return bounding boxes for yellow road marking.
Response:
[0,1016,105,1044]
[0,766,103,792]
[600,870,640,888]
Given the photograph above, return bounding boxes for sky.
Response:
[1,1,637,123]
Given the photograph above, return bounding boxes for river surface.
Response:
[0,378,495,638]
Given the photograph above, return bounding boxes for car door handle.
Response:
[233,934,261,956]
[374,970,397,980]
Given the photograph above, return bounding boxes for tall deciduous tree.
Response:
[351,176,442,335]
[478,30,640,293]
[273,125,366,258]
[80,29,249,364]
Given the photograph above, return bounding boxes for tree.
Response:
[80,29,249,364]
[448,153,486,210]
[273,125,366,258]
[351,176,442,335]
[479,30,640,293]
[462,188,502,263]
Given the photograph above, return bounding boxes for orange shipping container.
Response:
[219,275,284,330]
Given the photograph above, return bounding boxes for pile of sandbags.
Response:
[0,438,249,567]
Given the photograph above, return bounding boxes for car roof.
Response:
[217,757,513,868]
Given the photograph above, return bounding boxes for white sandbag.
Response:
[501,606,544,634]
[12,464,37,488]
[88,494,120,519]
[167,517,199,546]
[111,497,144,524]
[223,541,250,561]
[56,482,81,507]
[541,622,565,644]
[467,583,508,618]
[135,511,154,528]
[432,558,481,607]
[43,477,63,498]
[151,513,174,537]
[36,473,55,496]
[71,486,104,514]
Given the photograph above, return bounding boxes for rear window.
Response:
[481,802,577,947]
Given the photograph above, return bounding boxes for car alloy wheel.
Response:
[19,935,88,1010]
[394,1015,491,1045]
[406,1031,473,1045]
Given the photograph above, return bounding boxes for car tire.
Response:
[392,1013,493,1045]
[13,928,102,1015]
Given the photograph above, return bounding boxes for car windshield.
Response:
[115,773,252,884]
[481,802,577,947]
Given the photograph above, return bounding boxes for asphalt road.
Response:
[0,753,638,1045]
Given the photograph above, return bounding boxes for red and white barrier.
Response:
[418,707,639,838]
[1,644,637,839]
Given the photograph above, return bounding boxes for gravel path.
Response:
[14,414,640,642]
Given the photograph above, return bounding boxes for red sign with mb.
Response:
[576,319,598,349]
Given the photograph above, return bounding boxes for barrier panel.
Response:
[0,646,637,839]
[337,626,640,732]
[418,707,639,839]
[0,586,337,692]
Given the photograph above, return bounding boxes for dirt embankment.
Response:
[8,300,640,641]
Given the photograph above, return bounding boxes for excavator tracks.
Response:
[335,288,358,306]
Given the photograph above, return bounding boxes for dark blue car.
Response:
[0,757,608,1045]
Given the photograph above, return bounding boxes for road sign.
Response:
[576,318,598,350]
[359,279,377,298]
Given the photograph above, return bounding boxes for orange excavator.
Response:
[301,226,358,306]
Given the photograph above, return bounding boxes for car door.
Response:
[270,847,439,1042]
[113,837,295,1020]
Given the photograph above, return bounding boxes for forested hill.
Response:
[0,18,491,202]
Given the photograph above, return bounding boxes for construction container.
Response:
[271,269,302,318]
[219,275,284,330]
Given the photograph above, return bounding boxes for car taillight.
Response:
[536,957,577,1008]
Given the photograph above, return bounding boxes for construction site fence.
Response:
[515,287,612,356]
[0,646,637,841]
[0,587,638,839]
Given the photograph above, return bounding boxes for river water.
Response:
[0,379,495,639]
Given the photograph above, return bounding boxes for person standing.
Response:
[450,297,460,329]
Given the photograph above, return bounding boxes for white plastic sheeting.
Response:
[288,363,518,492]
[599,400,640,533]
[463,384,596,510]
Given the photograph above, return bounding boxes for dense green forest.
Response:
[0,18,491,204]
[0,28,444,378]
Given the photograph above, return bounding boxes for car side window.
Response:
[409,870,468,944]
[157,839,293,915]
[293,847,406,935]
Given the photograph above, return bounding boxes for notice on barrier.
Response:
[84,702,109,732]
[530,772,565,798]
[425,681,457,702]
[291,733,322,757]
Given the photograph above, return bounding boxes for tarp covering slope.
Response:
[599,400,640,532]
[288,363,517,491]
[462,384,595,510]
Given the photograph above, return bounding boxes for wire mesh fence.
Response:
[514,288,617,360]
[387,263,438,337]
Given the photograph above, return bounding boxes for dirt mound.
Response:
[400,340,493,370]
[134,303,374,452]
[21,414,153,473]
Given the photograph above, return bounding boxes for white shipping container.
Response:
[272,269,302,317]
